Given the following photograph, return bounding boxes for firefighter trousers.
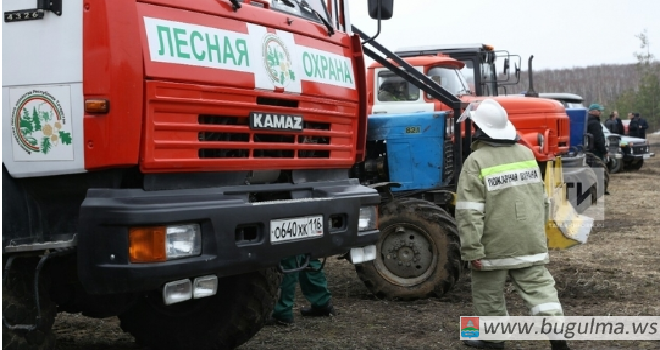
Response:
[272,255,332,319]
[471,265,564,343]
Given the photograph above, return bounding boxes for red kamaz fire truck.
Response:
[1,1,391,349]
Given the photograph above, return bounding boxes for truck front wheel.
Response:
[119,268,281,350]
[355,198,461,301]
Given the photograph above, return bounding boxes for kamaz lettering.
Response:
[250,112,303,131]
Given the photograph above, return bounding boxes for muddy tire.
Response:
[119,268,281,350]
[355,198,461,301]
[586,152,609,198]
[2,258,56,350]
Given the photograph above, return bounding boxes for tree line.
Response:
[504,29,660,132]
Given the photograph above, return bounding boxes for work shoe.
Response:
[550,340,571,350]
[462,340,505,349]
[300,301,336,317]
[265,315,294,326]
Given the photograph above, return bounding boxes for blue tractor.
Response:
[349,27,468,300]
[349,28,593,300]
[354,111,463,300]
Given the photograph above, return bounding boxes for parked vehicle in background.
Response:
[542,92,655,172]
[602,125,654,171]
[530,92,623,176]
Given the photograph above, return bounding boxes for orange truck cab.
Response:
[373,43,603,211]
[2,0,386,348]
[366,54,563,163]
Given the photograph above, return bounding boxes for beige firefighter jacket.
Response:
[455,139,550,271]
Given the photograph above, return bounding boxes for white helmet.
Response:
[458,99,517,141]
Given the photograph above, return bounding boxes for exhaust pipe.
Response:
[524,55,539,98]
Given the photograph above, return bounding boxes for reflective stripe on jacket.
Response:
[455,140,549,271]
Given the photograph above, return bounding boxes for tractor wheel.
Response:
[119,268,281,350]
[354,198,461,301]
[586,152,610,198]
[2,257,56,350]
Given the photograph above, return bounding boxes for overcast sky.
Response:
[348,0,660,71]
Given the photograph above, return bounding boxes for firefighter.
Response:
[455,99,571,350]
[266,255,336,325]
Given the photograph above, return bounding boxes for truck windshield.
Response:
[271,0,331,26]
[426,65,471,97]
[377,71,421,101]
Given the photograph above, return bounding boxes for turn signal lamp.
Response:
[84,99,110,113]
[129,224,202,263]
[129,226,167,263]
[483,44,494,51]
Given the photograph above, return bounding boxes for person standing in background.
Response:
[604,112,618,133]
[613,111,624,134]
[629,112,649,139]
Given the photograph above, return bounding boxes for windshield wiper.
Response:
[280,0,296,7]
[453,70,470,96]
[298,0,334,36]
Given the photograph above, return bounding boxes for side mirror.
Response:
[515,63,521,81]
[368,0,394,20]
[503,58,510,75]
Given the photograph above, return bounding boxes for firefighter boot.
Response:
[550,340,570,350]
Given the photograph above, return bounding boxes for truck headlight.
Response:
[358,206,378,233]
[166,224,202,259]
[129,224,202,262]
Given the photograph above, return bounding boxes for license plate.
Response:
[270,215,323,243]
[249,112,303,132]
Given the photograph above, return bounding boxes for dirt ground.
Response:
[52,134,660,350]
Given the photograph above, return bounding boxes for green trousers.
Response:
[272,255,332,319]
[471,265,564,343]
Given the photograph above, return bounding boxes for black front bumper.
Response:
[77,179,380,295]
[622,153,644,161]
[621,145,651,161]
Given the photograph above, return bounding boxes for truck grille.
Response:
[142,82,357,172]
[198,115,331,159]
[631,145,649,155]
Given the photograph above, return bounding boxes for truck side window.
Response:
[377,71,421,102]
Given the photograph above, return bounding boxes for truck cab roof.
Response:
[368,54,465,69]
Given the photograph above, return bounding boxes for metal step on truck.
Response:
[1,1,387,349]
